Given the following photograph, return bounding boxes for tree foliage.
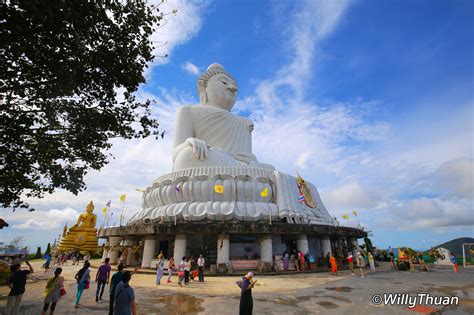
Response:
[45,242,51,255]
[34,246,42,259]
[1,0,165,210]
[9,236,25,248]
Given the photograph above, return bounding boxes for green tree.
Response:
[1,0,166,211]
[45,243,51,256]
[34,246,42,259]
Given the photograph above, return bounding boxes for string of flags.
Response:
[342,210,358,220]
[165,185,272,201]
[214,185,224,193]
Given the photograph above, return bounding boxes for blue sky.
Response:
[2,0,473,252]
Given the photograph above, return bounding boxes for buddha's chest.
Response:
[192,108,251,152]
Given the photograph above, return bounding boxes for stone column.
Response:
[142,235,156,268]
[259,234,273,272]
[102,239,109,261]
[124,237,136,267]
[108,236,122,264]
[320,235,332,256]
[260,234,273,262]
[173,234,187,262]
[217,234,230,272]
[349,237,359,255]
[296,234,309,254]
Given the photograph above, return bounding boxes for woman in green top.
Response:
[41,268,64,315]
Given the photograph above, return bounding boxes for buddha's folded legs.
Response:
[173,146,242,171]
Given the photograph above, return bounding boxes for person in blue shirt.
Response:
[114,271,136,315]
[109,263,124,315]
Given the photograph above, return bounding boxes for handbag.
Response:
[178,271,185,277]
[85,281,90,289]
[60,288,67,296]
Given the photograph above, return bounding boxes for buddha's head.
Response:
[197,63,238,111]
[86,201,94,213]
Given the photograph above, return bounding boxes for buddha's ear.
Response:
[198,80,207,104]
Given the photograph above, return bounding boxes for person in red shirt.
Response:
[347,252,355,275]
[298,251,305,271]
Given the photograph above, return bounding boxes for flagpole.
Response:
[120,201,125,227]
[105,206,110,228]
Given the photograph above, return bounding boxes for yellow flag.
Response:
[102,207,107,214]
[214,185,224,194]
[352,210,358,217]
[120,194,126,202]
[342,214,349,220]
[260,187,268,197]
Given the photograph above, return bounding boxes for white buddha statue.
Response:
[128,63,336,226]
[172,63,274,171]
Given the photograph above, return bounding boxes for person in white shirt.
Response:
[357,253,365,278]
[197,254,205,282]
[184,258,191,285]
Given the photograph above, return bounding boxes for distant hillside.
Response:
[432,237,474,256]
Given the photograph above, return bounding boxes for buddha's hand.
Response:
[234,153,257,164]
[186,137,209,160]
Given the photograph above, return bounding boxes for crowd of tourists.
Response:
[3,248,463,315]
[4,257,136,315]
[154,252,206,286]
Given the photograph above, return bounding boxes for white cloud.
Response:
[12,207,80,230]
[246,0,351,108]
[182,61,200,75]
[391,198,474,230]
[14,88,190,225]
[324,181,379,211]
[435,158,473,199]
[150,0,210,66]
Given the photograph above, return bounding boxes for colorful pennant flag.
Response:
[102,207,107,214]
[298,194,305,202]
[214,185,224,194]
[352,210,358,217]
[135,188,145,192]
[120,194,126,202]
[106,200,111,207]
[260,187,268,197]
[342,214,349,220]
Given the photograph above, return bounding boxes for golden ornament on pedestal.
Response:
[59,201,98,253]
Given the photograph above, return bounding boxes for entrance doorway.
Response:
[159,241,169,258]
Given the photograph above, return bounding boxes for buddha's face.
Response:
[205,74,237,111]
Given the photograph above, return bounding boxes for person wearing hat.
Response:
[239,272,256,315]
[155,252,165,285]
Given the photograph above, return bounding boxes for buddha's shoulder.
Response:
[176,105,195,113]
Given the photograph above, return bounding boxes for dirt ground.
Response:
[0,259,350,314]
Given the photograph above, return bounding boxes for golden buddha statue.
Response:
[59,201,98,253]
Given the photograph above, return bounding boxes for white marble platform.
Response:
[128,166,335,226]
